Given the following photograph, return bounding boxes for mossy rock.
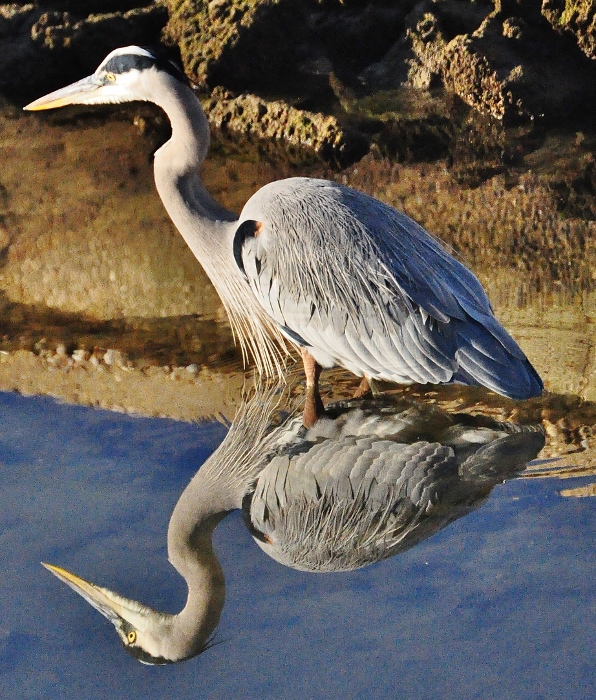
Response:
[406,1,596,123]
[542,0,596,59]
[163,0,307,91]
[204,89,369,167]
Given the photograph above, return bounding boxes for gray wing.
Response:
[244,402,545,573]
[246,435,460,572]
[237,177,542,399]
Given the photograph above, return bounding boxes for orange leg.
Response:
[300,347,324,428]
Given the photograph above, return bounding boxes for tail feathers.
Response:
[452,318,543,400]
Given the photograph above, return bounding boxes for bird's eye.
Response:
[105,72,116,82]
[127,630,137,644]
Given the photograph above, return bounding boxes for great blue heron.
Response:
[43,387,544,664]
[25,46,543,426]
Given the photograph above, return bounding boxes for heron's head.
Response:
[43,562,212,665]
[24,46,187,111]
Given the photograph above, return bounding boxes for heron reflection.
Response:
[44,389,544,664]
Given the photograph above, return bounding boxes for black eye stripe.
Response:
[102,54,155,75]
[101,48,187,84]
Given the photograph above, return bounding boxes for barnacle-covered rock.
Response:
[163,0,306,91]
[30,6,166,56]
[401,1,596,123]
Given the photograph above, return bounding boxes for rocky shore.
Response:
[2,1,596,162]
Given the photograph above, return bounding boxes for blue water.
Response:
[0,392,594,699]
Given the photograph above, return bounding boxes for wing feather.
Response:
[238,178,542,397]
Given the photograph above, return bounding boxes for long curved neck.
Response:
[163,465,237,659]
[148,77,289,377]
[152,79,237,256]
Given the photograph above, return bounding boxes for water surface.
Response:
[2,103,596,698]
[1,392,594,699]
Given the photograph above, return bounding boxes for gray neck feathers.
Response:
[151,76,236,226]
[164,473,227,659]
[149,75,289,377]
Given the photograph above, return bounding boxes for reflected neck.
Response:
[164,466,235,658]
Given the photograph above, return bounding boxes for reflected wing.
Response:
[237,178,542,398]
[247,435,460,572]
[245,401,545,573]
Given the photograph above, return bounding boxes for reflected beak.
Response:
[42,561,151,634]
[24,75,101,111]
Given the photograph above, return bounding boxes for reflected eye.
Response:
[127,630,137,644]
[105,72,116,82]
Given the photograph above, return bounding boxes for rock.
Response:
[306,1,409,82]
[542,0,596,60]
[203,88,369,167]
[0,4,36,40]
[44,2,156,12]
[400,0,596,122]
[164,0,411,97]
[163,0,307,91]
[0,3,167,98]
[30,6,167,57]
[359,1,491,92]
[3,0,596,164]
[103,348,128,367]
[358,36,417,92]
[103,348,116,365]
[72,348,89,362]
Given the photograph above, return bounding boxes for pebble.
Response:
[72,349,89,362]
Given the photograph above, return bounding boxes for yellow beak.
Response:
[42,562,136,627]
[24,75,100,111]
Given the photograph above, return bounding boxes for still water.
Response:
[1,391,594,699]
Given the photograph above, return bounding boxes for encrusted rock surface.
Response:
[542,0,596,59]
[203,88,368,167]
[163,0,307,92]
[2,0,596,150]
[366,1,596,123]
